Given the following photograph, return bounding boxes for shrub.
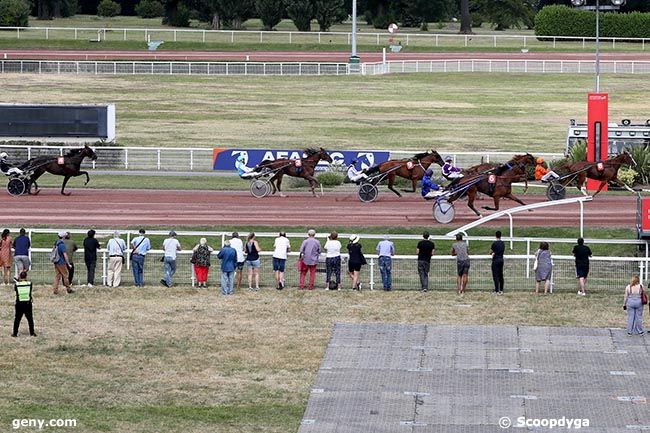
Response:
[135,0,163,18]
[0,0,29,27]
[569,141,587,163]
[61,0,78,17]
[165,3,190,27]
[628,146,650,185]
[420,21,428,31]
[470,12,483,28]
[617,167,638,187]
[316,171,344,187]
[97,0,121,17]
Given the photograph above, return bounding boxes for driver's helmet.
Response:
[236,154,246,162]
[349,160,357,166]
[0,152,7,159]
[424,168,433,177]
[536,157,544,164]
[444,155,453,162]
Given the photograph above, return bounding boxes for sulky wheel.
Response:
[250,180,271,198]
[546,183,566,201]
[433,199,455,224]
[357,183,379,203]
[7,178,26,196]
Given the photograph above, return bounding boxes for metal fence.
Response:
[0,144,564,172]
[1,26,650,51]
[0,60,350,76]
[18,248,647,293]
[361,59,650,75]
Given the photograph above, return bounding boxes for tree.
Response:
[459,0,471,33]
[0,0,29,26]
[286,0,313,31]
[255,0,284,30]
[474,0,533,30]
[135,0,164,17]
[97,0,121,16]
[401,0,453,27]
[214,0,254,29]
[33,0,77,19]
[314,0,344,31]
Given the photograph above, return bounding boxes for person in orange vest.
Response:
[534,157,560,182]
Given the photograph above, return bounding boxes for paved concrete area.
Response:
[299,324,650,433]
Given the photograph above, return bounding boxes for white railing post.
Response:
[157,149,161,170]
[369,257,374,290]
[102,251,107,286]
[124,148,129,169]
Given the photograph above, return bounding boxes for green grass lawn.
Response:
[2,73,648,152]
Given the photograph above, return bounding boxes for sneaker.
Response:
[67,288,76,294]
[247,287,254,291]
[160,279,169,287]
[11,333,17,337]
[30,333,37,337]
[278,281,284,290]
[358,283,362,291]
[87,283,93,288]
[53,288,59,295]
[254,287,260,292]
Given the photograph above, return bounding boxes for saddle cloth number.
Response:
[488,174,497,184]
[596,162,604,171]
[406,161,414,170]
[57,157,65,165]
[294,159,302,168]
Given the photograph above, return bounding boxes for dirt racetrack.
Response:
[2,187,637,229]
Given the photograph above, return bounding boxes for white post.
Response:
[369,257,374,290]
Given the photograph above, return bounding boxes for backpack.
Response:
[49,242,61,264]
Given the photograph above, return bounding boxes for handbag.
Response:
[533,258,538,271]
[641,284,648,306]
[298,258,305,272]
[190,251,197,265]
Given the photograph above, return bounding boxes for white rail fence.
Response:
[361,59,650,75]
[0,60,349,76]
[0,145,564,172]
[1,26,650,50]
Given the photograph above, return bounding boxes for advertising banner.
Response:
[213,148,390,172]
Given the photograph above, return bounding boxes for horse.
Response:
[559,151,635,196]
[448,153,536,217]
[254,147,333,197]
[364,150,444,197]
[21,144,98,195]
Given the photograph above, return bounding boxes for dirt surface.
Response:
[3,49,650,62]
[2,187,636,229]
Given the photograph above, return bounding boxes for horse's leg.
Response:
[502,192,528,208]
[575,174,588,196]
[612,176,636,193]
[466,188,482,217]
[276,173,286,197]
[82,170,90,185]
[483,194,501,211]
[387,174,402,197]
[402,177,417,193]
[60,175,72,196]
[593,181,607,196]
[305,175,320,197]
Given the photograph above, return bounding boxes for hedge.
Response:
[535,5,650,39]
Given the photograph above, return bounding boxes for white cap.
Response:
[349,234,359,244]
[58,231,66,238]
[0,152,7,159]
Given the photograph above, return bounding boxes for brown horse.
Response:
[255,148,333,197]
[559,151,635,196]
[21,145,98,195]
[364,150,444,197]
[448,153,536,217]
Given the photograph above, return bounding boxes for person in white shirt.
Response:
[346,160,368,183]
[272,232,291,290]
[161,230,181,287]
[324,231,342,289]
[106,231,127,287]
[229,232,245,290]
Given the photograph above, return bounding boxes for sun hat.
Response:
[349,234,359,244]
[58,231,67,238]
[200,238,207,246]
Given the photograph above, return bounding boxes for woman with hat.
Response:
[347,235,366,291]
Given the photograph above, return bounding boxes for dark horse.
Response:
[559,151,635,196]
[364,150,445,197]
[22,145,98,195]
[255,148,333,197]
[448,153,536,217]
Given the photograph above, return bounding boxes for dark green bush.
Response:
[165,3,190,27]
[470,12,484,28]
[135,0,163,18]
[97,0,121,17]
[535,5,650,38]
[316,171,344,187]
[0,0,29,27]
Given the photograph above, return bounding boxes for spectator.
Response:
[490,231,505,295]
[245,232,262,291]
[0,228,13,285]
[217,240,238,295]
[623,275,644,335]
[161,231,181,287]
[347,234,366,291]
[376,235,395,291]
[63,232,78,286]
[534,242,553,295]
[13,228,30,273]
[452,234,470,295]
[272,231,291,290]
[416,232,435,292]
[131,228,151,288]
[53,231,73,295]
[83,229,101,288]
[230,232,245,291]
[299,229,321,290]
[106,231,126,288]
[11,271,36,337]
[324,231,342,290]
[192,238,213,288]
[573,237,592,296]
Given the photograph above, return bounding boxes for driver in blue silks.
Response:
[235,153,266,179]
[421,168,444,199]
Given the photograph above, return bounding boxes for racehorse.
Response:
[448,153,536,217]
[255,148,333,197]
[559,151,635,196]
[22,145,98,195]
[364,150,445,197]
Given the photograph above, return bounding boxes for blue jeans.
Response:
[221,271,234,295]
[163,257,177,286]
[132,255,145,287]
[378,256,392,290]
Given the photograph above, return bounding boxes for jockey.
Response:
[421,168,444,199]
[347,160,368,183]
[442,155,463,180]
[534,157,560,182]
[235,153,265,179]
[0,152,23,176]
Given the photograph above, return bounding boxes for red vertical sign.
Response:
[642,198,650,231]
[587,93,608,192]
